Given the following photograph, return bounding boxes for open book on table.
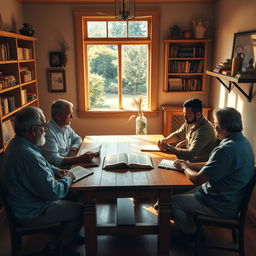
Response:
[103,153,154,170]
[158,159,179,171]
[80,144,102,155]
[69,166,94,183]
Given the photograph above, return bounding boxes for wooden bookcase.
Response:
[164,39,210,93]
[0,31,39,153]
[161,105,211,137]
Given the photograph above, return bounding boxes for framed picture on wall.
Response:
[231,30,256,69]
[47,69,66,92]
[49,52,62,67]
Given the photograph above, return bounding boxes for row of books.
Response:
[0,42,11,61]
[169,46,205,58]
[1,96,16,115]
[168,60,204,73]
[17,47,33,60]
[168,78,202,91]
[0,75,17,90]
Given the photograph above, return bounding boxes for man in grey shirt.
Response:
[158,98,216,162]
[42,99,96,168]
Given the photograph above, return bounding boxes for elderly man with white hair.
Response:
[0,106,83,256]
[42,99,96,168]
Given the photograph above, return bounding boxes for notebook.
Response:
[140,144,161,152]
[69,166,94,183]
[158,159,178,170]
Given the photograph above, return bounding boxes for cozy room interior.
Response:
[1,0,256,255]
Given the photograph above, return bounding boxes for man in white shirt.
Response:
[42,99,96,168]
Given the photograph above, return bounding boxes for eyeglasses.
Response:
[33,122,48,129]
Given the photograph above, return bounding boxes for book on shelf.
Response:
[102,153,154,170]
[2,119,15,145]
[158,159,180,171]
[168,78,183,91]
[21,89,27,105]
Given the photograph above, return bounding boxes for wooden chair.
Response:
[0,186,61,256]
[194,173,256,256]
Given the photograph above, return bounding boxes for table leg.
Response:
[84,197,97,256]
[158,190,172,256]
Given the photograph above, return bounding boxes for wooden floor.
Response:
[0,200,256,256]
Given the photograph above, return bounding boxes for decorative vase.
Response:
[136,114,147,135]
[192,19,209,39]
[231,53,244,76]
[19,23,35,37]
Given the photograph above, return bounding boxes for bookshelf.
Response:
[0,31,39,153]
[164,39,210,92]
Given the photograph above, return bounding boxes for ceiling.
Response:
[17,0,217,4]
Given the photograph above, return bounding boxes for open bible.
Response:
[102,153,154,170]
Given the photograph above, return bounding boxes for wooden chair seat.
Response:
[194,172,256,256]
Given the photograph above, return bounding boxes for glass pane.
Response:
[87,45,118,109]
[87,22,107,38]
[108,21,127,38]
[121,45,148,110]
[128,21,148,37]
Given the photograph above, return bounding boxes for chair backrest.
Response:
[238,170,256,225]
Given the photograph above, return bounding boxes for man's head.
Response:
[183,98,203,124]
[51,99,74,128]
[15,106,47,146]
[213,107,243,139]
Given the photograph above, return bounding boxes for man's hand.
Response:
[157,140,168,151]
[68,147,78,157]
[56,169,75,180]
[79,152,94,162]
[173,159,189,171]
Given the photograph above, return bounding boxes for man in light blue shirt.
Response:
[172,107,254,235]
[42,99,95,168]
[0,106,82,256]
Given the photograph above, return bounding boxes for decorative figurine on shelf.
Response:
[192,19,209,39]
[242,58,256,73]
[231,52,244,76]
[19,23,35,37]
[169,25,182,39]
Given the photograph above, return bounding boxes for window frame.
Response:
[73,9,160,118]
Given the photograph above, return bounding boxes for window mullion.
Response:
[118,44,122,109]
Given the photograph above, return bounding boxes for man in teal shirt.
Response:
[172,107,254,234]
[0,106,82,256]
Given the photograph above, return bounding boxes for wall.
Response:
[210,0,256,217]
[0,0,23,32]
[21,2,215,137]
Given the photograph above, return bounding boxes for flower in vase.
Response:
[129,97,147,135]
[129,96,144,120]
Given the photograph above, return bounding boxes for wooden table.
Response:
[71,135,194,256]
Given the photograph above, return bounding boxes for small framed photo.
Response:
[231,30,256,69]
[49,52,62,67]
[47,69,66,92]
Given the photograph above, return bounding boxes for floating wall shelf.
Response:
[206,70,256,102]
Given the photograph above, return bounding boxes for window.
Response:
[73,10,160,117]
